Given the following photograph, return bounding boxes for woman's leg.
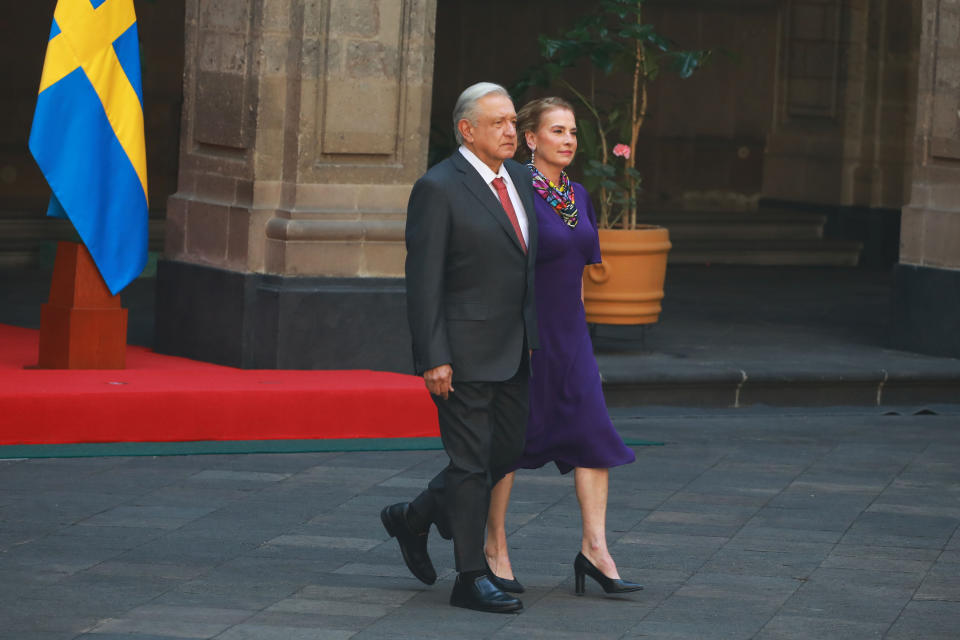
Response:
[575,467,620,579]
[485,471,516,579]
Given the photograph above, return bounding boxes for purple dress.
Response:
[513,181,636,474]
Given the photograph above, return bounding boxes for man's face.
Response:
[460,94,517,171]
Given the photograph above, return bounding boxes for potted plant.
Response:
[518,0,710,324]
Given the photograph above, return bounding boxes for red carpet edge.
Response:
[0,324,439,445]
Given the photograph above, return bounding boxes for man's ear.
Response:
[457,119,473,144]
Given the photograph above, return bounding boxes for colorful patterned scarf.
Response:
[529,163,578,228]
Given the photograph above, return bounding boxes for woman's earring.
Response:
[530,147,536,163]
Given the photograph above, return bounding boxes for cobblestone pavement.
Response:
[1,406,958,639]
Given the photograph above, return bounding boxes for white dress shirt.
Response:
[458,145,529,248]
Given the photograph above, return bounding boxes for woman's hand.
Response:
[424,364,454,399]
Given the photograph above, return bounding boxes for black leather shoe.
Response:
[574,552,643,596]
[381,502,436,585]
[487,570,525,594]
[450,573,523,613]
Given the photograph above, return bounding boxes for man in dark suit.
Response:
[381,83,538,613]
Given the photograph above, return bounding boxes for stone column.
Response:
[155,0,436,370]
[762,0,915,207]
[760,0,919,266]
[892,0,960,358]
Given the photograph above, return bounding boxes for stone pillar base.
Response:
[154,259,412,372]
[891,264,960,359]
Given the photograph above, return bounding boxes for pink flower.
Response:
[612,144,631,159]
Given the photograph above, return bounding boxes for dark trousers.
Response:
[411,360,529,573]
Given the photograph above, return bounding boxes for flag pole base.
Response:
[37,241,128,369]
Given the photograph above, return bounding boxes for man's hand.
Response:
[424,364,454,399]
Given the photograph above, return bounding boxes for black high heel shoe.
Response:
[574,552,643,596]
[488,572,525,594]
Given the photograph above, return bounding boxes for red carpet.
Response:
[0,324,438,445]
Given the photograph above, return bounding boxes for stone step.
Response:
[667,238,864,266]
[597,355,960,407]
[639,209,828,241]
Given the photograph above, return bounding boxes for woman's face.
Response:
[526,108,577,173]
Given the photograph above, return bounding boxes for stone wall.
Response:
[155,0,436,370]
[762,0,919,209]
[892,0,960,358]
[166,0,435,279]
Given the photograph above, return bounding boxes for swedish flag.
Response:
[29,0,148,295]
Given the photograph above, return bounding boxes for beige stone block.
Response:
[257,77,287,131]
[362,241,405,277]
[200,0,250,32]
[164,197,188,258]
[899,205,926,264]
[928,183,960,210]
[346,41,398,77]
[322,80,399,155]
[236,179,254,206]
[195,173,237,204]
[356,185,413,211]
[195,71,248,149]
[285,241,364,277]
[253,133,284,181]
[329,0,380,38]
[245,209,273,272]
[262,0,292,31]
[921,210,960,268]
[185,201,229,264]
[295,184,358,210]
[226,207,251,269]
[253,181,283,208]
[260,34,290,77]
[198,31,248,74]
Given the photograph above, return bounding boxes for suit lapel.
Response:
[505,159,538,266]
[451,152,526,253]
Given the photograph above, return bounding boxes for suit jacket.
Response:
[405,152,539,382]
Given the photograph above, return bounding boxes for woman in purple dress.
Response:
[484,97,641,596]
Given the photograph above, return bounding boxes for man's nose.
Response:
[506,121,516,137]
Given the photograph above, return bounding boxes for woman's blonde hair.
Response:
[516,97,576,161]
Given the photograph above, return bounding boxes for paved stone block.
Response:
[701,547,824,579]
[215,625,355,640]
[914,559,960,601]
[80,506,216,530]
[296,584,419,605]
[820,544,938,574]
[746,506,860,532]
[500,591,653,637]
[265,534,381,551]
[240,609,371,631]
[753,614,886,639]
[187,470,291,483]
[885,600,960,639]
[844,511,959,541]
[626,619,771,639]
[779,567,921,624]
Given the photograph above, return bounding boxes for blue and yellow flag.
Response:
[29,0,148,295]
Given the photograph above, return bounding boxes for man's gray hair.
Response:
[452,82,511,145]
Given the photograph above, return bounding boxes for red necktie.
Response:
[492,177,527,253]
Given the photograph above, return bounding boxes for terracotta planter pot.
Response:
[583,226,672,325]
